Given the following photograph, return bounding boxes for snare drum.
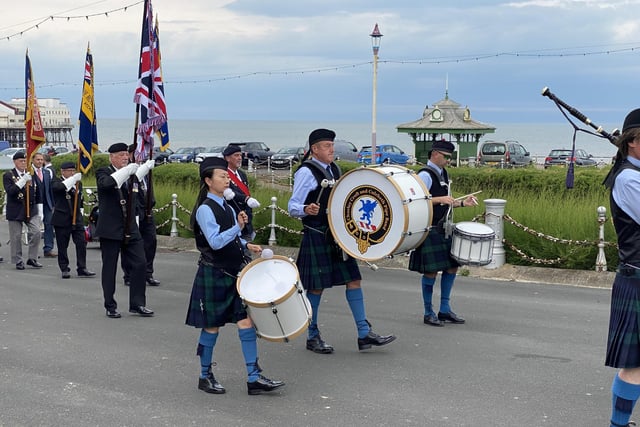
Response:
[328,165,432,261]
[237,255,312,342]
[450,222,495,266]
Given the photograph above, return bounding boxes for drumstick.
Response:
[314,179,330,205]
[454,191,482,201]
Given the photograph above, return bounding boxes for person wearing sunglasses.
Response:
[408,139,478,327]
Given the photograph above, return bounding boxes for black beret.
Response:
[60,161,76,169]
[623,108,640,133]
[128,143,137,153]
[431,139,455,154]
[12,151,26,160]
[199,156,228,178]
[108,142,129,153]
[222,144,241,157]
[308,128,336,146]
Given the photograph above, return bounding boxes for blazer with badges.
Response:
[51,177,84,229]
[2,168,42,221]
[94,165,142,241]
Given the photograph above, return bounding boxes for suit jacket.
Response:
[33,167,54,210]
[95,165,141,241]
[51,177,84,228]
[137,175,156,217]
[3,168,42,221]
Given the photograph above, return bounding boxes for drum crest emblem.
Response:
[343,185,392,254]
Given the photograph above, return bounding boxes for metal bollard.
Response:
[170,193,178,237]
[268,196,277,246]
[595,206,607,272]
[484,198,506,269]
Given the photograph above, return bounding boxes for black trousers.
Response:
[54,224,87,273]
[100,236,146,311]
[122,215,157,280]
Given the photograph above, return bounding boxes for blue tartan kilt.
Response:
[408,230,459,274]
[185,264,247,329]
[606,273,640,368]
[296,226,361,291]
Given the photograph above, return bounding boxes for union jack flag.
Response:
[153,20,169,153]
[133,0,166,161]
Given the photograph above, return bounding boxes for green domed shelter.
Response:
[396,91,496,165]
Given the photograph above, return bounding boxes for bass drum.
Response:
[328,165,432,261]
[237,255,312,342]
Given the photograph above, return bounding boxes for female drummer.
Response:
[287,128,396,354]
[185,156,284,395]
[409,139,478,327]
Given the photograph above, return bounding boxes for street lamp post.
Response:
[370,23,383,161]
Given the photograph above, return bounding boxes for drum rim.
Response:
[327,165,432,261]
[237,255,301,306]
[453,221,495,238]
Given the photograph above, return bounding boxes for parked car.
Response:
[153,146,175,164]
[477,140,531,168]
[38,145,74,156]
[544,148,597,169]
[333,139,359,162]
[168,146,205,163]
[0,147,24,158]
[357,144,410,165]
[227,141,272,166]
[270,146,305,169]
[195,146,225,163]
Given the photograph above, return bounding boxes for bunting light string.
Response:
[1,1,143,42]
[1,42,639,91]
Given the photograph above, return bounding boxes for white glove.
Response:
[111,164,138,187]
[135,159,155,181]
[246,197,261,209]
[223,188,236,201]
[63,172,82,191]
[37,203,44,221]
[16,172,31,189]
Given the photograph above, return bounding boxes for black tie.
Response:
[326,165,333,178]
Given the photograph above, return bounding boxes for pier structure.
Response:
[0,98,74,148]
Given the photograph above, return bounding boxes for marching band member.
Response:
[185,156,284,396]
[288,128,396,353]
[410,140,478,327]
[605,109,640,427]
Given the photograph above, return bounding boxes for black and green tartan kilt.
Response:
[408,230,460,274]
[296,226,361,291]
[606,274,640,368]
[185,264,247,329]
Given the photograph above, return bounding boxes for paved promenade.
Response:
[0,226,619,426]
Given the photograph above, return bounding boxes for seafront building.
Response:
[0,98,74,147]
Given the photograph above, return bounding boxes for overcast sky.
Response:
[1,0,640,126]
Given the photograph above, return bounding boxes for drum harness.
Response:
[423,164,454,238]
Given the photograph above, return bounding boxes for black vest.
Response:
[300,161,340,228]
[610,160,640,266]
[194,198,245,270]
[419,166,450,224]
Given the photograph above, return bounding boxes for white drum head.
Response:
[454,221,494,237]
[328,165,430,261]
[237,256,299,303]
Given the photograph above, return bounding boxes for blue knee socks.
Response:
[197,330,218,378]
[440,272,456,314]
[346,288,370,339]
[611,374,640,426]
[421,276,436,316]
[306,292,322,339]
[239,327,260,382]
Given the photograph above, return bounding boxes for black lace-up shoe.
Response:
[306,335,334,354]
[357,330,396,351]
[198,373,225,394]
[247,375,285,395]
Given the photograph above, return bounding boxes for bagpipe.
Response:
[541,87,620,188]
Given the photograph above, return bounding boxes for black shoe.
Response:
[44,251,57,258]
[16,261,25,270]
[129,306,154,317]
[438,311,466,324]
[0,256,3,263]
[77,269,96,277]
[358,330,397,351]
[424,314,444,327]
[247,375,285,395]
[26,259,43,268]
[106,309,121,319]
[61,270,71,279]
[146,277,161,286]
[306,335,334,354]
[198,373,226,394]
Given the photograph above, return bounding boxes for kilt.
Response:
[606,273,640,368]
[185,264,247,329]
[296,225,361,291]
[408,230,459,274]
